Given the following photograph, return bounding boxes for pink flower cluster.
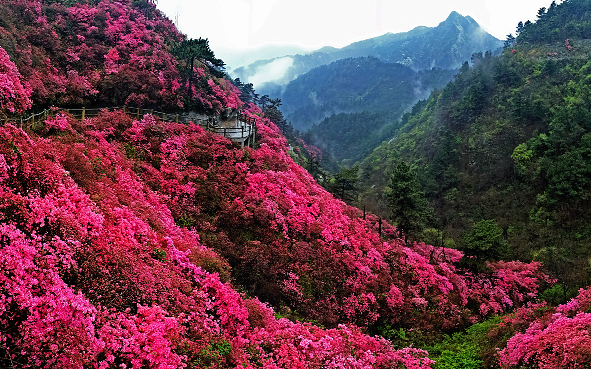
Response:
[43,113,69,131]
[0,0,242,110]
[0,46,32,114]
[296,137,323,160]
[499,287,591,368]
[0,76,550,365]
[0,2,555,361]
[109,103,548,333]
[0,109,436,367]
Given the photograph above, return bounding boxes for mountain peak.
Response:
[446,10,463,20]
[233,11,501,88]
[441,10,480,28]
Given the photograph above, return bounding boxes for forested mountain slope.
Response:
[291,59,455,164]
[268,13,498,167]
[280,57,418,128]
[4,0,591,367]
[359,0,591,298]
[281,56,456,128]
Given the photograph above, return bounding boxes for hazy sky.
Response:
[157,0,554,69]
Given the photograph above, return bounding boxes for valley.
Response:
[0,0,590,368]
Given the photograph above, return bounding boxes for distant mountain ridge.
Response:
[280,56,455,131]
[232,11,502,89]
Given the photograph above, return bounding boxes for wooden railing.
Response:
[2,106,257,148]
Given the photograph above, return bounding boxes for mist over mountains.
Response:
[232,11,502,91]
[6,0,591,367]
[280,57,457,130]
[233,11,502,166]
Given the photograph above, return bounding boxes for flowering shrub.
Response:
[0,1,558,366]
[296,137,323,161]
[0,112,438,367]
[108,103,549,333]
[0,90,552,366]
[0,46,32,115]
[0,0,242,110]
[43,113,69,132]
[499,287,591,368]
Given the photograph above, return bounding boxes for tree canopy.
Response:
[384,162,432,241]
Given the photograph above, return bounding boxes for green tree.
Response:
[461,219,508,270]
[173,38,225,102]
[327,165,360,203]
[232,78,259,104]
[384,162,431,242]
[516,21,524,35]
[262,98,294,138]
[504,34,516,48]
[511,142,534,176]
[459,61,470,74]
[304,157,324,184]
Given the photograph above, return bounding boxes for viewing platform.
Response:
[4,106,257,148]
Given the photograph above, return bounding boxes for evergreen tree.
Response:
[327,165,360,203]
[258,94,270,109]
[305,157,324,184]
[262,98,294,139]
[504,34,516,48]
[173,38,225,103]
[384,162,431,242]
[459,61,470,74]
[232,78,259,104]
[516,21,524,35]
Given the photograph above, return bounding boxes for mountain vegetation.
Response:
[233,11,502,90]
[359,0,591,313]
[281,56,457,130]
[248,13,499,168]
[2,0,591,367]
[281,57,417,129]
[294,62,455,166]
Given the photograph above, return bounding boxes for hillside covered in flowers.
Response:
[2,0,591,367]
[0,0,239,112]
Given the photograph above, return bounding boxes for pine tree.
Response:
[328,165,360,203]
[173,38,225,103]
[384,162,431,242]
[262,98,294,138]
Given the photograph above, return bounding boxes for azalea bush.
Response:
[0,93,552,366]
[0,0,240,111]
[499,287,591,368]
[0,1,559,367]
[110,104,550,334]
[0,103,438,367]
[0,46,32,115]
[0,121,425,367]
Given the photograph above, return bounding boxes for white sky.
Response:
[157,0,555,69]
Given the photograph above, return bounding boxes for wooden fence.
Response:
[3,106,257,148]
